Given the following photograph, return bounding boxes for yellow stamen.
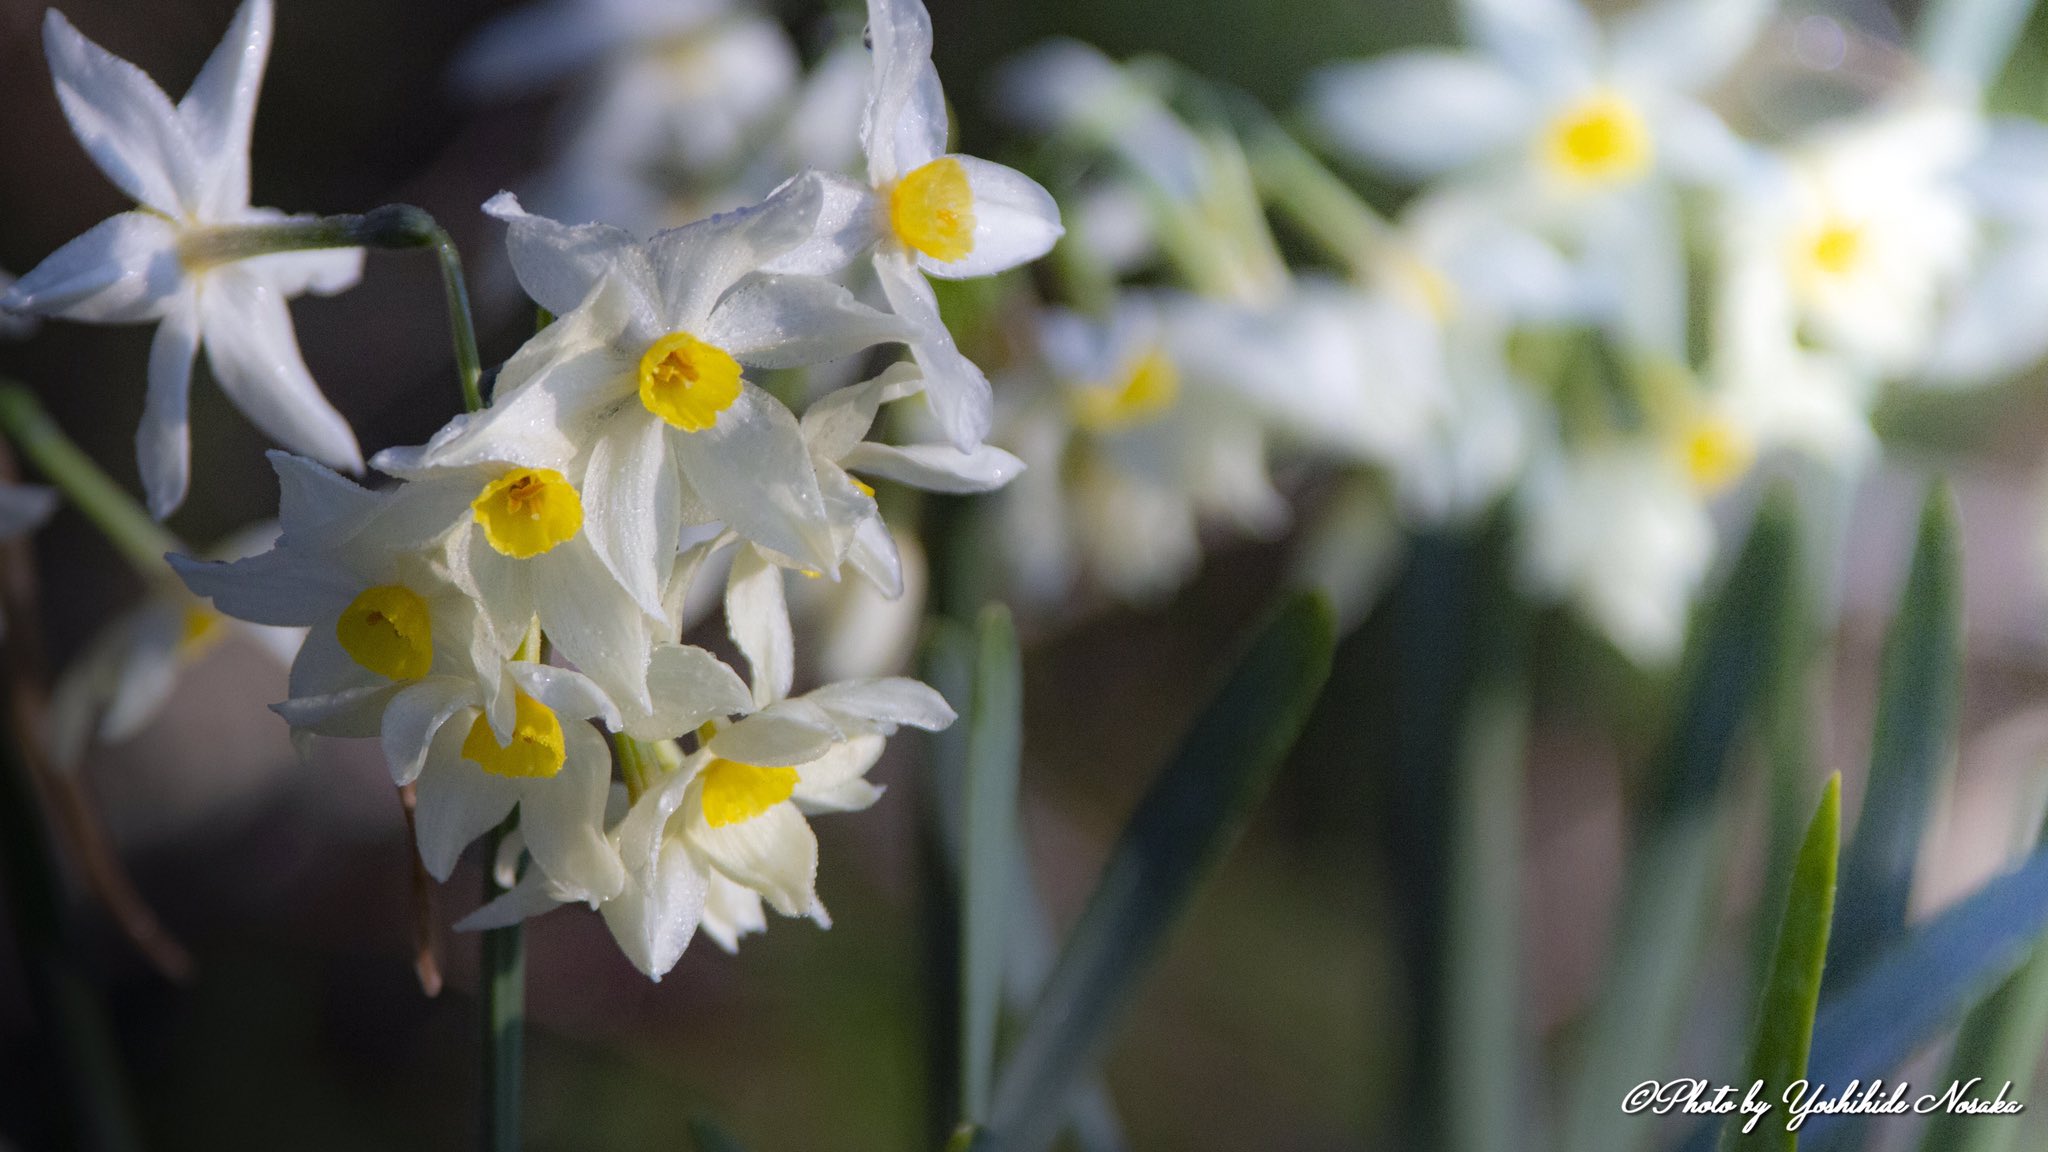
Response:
[849,476,876,499]
[638,330,743,432]
[336,584,434,680]
[472,467,583,559]
[1804,221,1864,279]
[1540,91,1653,186]
[699,758,800,827]
[461,690,566,779]
[176,604,226,659]
[1677,414,1754,494]
[888,157,977,262]
[1070,346,1180,433]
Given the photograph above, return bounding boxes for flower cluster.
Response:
[974,2,2048,661]
[6,0,1058,978]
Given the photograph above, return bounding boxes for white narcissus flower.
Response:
[50,522,302,772]
[1921,117,2048,388]
[1516,439,1715,666]
[174,460,626,903]
[3,0,365,518]
[460,575,955,979]
[378,175,911,627]
[1307,0,1763,195]
[773,0,1064,451]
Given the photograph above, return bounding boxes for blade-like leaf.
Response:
[1827,484,1961,988]
[1564,489,1799,1152]
[1799,838,2048,1144]
[984,593,1336,1152]
[1915,798,2048,1152]
[961,604,1022,1124]
[1723,774,1841,1152]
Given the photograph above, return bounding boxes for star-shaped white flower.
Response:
[3,0,366,518]
[772,0,1064,452]
[377,174,912,623]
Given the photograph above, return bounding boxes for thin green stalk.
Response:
[481,814,525,1152]
[1245,124,1387,279]
[179,205,483,412]
[0,384,179,579]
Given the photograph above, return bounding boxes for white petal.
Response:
[482,191,640,318]
[874,255,990,451]
[672,383,836,570]
[643,174,824,323]
[381,677,477,786]
[862,0,947,179]
[756,173,879,276]
[802,677,956,733]
[42,9,200,216]
[799,373,889,460]
[699,871,767,952]
[516,722,625,904]
[176,0,270,217]
[141,294,199,518]
[916,157,1063,280]
[841,442,1024,493]
[531,541,653,716]
[581,411,678,619]
[1457,0,1600,88]
[710,275,912,369]
[271,684,394,739]
[453,867,565,932]
[268,450,379,538]
[707,702,839,766]
[1610,0,1772,93]
[1307,54,1529,180]
[629,644,754,741]
[791,733,887,810]
[168,547,353,627]
[96,606,183,746]
[3,212,184,323]
[726,547,792,705]
[600,835,706,979]
[243,245,364,298]
[691,799,818,918]
[506,662,619,728]
[413,724,522,881]
[199,266,362,472]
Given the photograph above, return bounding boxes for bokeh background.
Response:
[4,0,2048,1149]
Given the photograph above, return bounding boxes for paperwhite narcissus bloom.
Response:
[1516,439,1714,665]
[776,0,1063,452]
[1308,0,1762,195]
[376,176,910,621]
[462,650,954,978]
[1920,117,2048,387]
[3,0,365,518]
[50,522,302,772]
[1766,98,1981,377]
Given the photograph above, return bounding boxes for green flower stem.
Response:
[179,206,484,413]
[480,814,525,1152]
[1245,125,1388,279]
[0,383,180,581]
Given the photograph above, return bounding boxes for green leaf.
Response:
[984,592,1336,1152]
[1562,489,1799,1152]
[1799,838,2048,1145]
[1827,484,1962,988]
[1916,798,2048,1152]
[1723,774,1840,1152]
[960,604,1023,1125]
[688,1116,748,1152]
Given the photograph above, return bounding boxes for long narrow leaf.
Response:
[1916,798,2048,1152]
[961,604,1023,1124]
[1800,840,2048,1145]
[1827,484,1962,987]
[985,593,1336,1152]
[1723,774,1841,1152]
[1564,490,1799,1152]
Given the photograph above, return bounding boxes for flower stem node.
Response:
[889,157,978,262]
[472,468,584,558]
[638,331,742,432]
[462,691,566,779]
[337,584,433,680]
